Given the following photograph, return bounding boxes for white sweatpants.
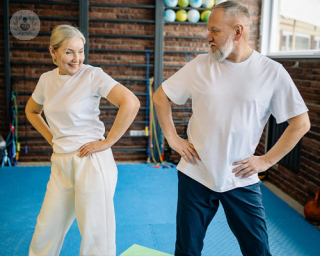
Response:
[29,149,118,256]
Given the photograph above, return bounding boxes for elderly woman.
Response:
[25,24,140,256]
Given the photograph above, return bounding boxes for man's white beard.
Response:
[209,36,234,62]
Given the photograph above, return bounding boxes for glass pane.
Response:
[271,0,320,52]
[281,35,287,51]
[294,36,310,50]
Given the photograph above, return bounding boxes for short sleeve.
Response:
[32,74,45,105]
[91,68,119,97]
[270,65,308,124]
[162,59,196,105]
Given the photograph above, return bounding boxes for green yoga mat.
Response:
[120,244,173,256]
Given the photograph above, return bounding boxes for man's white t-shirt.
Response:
[32,64,118,154]
[162,50,308,192]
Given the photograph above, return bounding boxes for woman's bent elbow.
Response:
[132,96,140,113]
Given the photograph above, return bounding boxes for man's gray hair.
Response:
[213,1,250,20]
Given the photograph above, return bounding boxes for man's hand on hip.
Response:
[232,155,271,178]
[169,136,201,164]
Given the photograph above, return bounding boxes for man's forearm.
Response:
[264,112,310,166]
[153,86,200,163]
[153,87,178,142]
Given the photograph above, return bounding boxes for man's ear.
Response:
[234,24,244,41]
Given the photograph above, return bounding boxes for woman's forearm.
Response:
[26,113,53,147]
[103,98,140,147]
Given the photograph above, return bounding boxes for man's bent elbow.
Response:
[300,113,311,135]
[303,118,311,134]
[152,86,164,107]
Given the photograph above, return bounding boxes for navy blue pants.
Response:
[175,171,272,256]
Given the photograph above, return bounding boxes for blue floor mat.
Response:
[0,164,320,256]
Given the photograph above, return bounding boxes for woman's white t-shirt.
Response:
[32,64,118,154]
[162,51,308,192]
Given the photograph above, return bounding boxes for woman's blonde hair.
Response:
[50,24,86,65]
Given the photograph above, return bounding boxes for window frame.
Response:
[260,0,320,59]
[281,31,311,52]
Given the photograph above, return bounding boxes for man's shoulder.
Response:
[195,53,210,63]
[187,53,212,70]
[253,51,282,69]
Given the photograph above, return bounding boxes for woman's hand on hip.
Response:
[79,139,110,158]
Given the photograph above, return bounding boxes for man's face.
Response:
[206,8,234,62]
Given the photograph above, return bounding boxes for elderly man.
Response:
[153,1,310,256]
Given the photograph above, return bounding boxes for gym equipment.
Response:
[202,0,214,8]
[164,0,178,7]
[190,0,202,8]
[176,9,188,22]
[145,51,152,163]
[145,50,167,166]
[148,77,163,164]
[0,136,5,149]
[200,10,211,22]
[304,191,320,223]
[120,244,172,256]
[178,0,189,8]
[258,171,268,180]
[1,92,20,167]
[0,135,6,167]
[12,92,20,161]
[1,123,15,167]
[187,9,200,23]
[164,9,176,22]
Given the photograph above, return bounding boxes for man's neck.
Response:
[226,46,253,63]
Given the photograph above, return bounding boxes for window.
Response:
[260,0,320,58]
[281,32,311,51]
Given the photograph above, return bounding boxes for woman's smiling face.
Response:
[50,36,85,76]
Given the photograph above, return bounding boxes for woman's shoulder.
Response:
[36,68,59,87]
[80,64,103,75]
[40,67,59,79]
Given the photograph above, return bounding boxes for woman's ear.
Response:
[49,46,56,57]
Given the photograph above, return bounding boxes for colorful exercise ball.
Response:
[178,0,189,8]
[176,9,188,22]
[164,0,178,7]
[190,0,202,8]
[202,0,214,8]
[200,10,211,22]
[187,9,200,23]
[164,9,176,22]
